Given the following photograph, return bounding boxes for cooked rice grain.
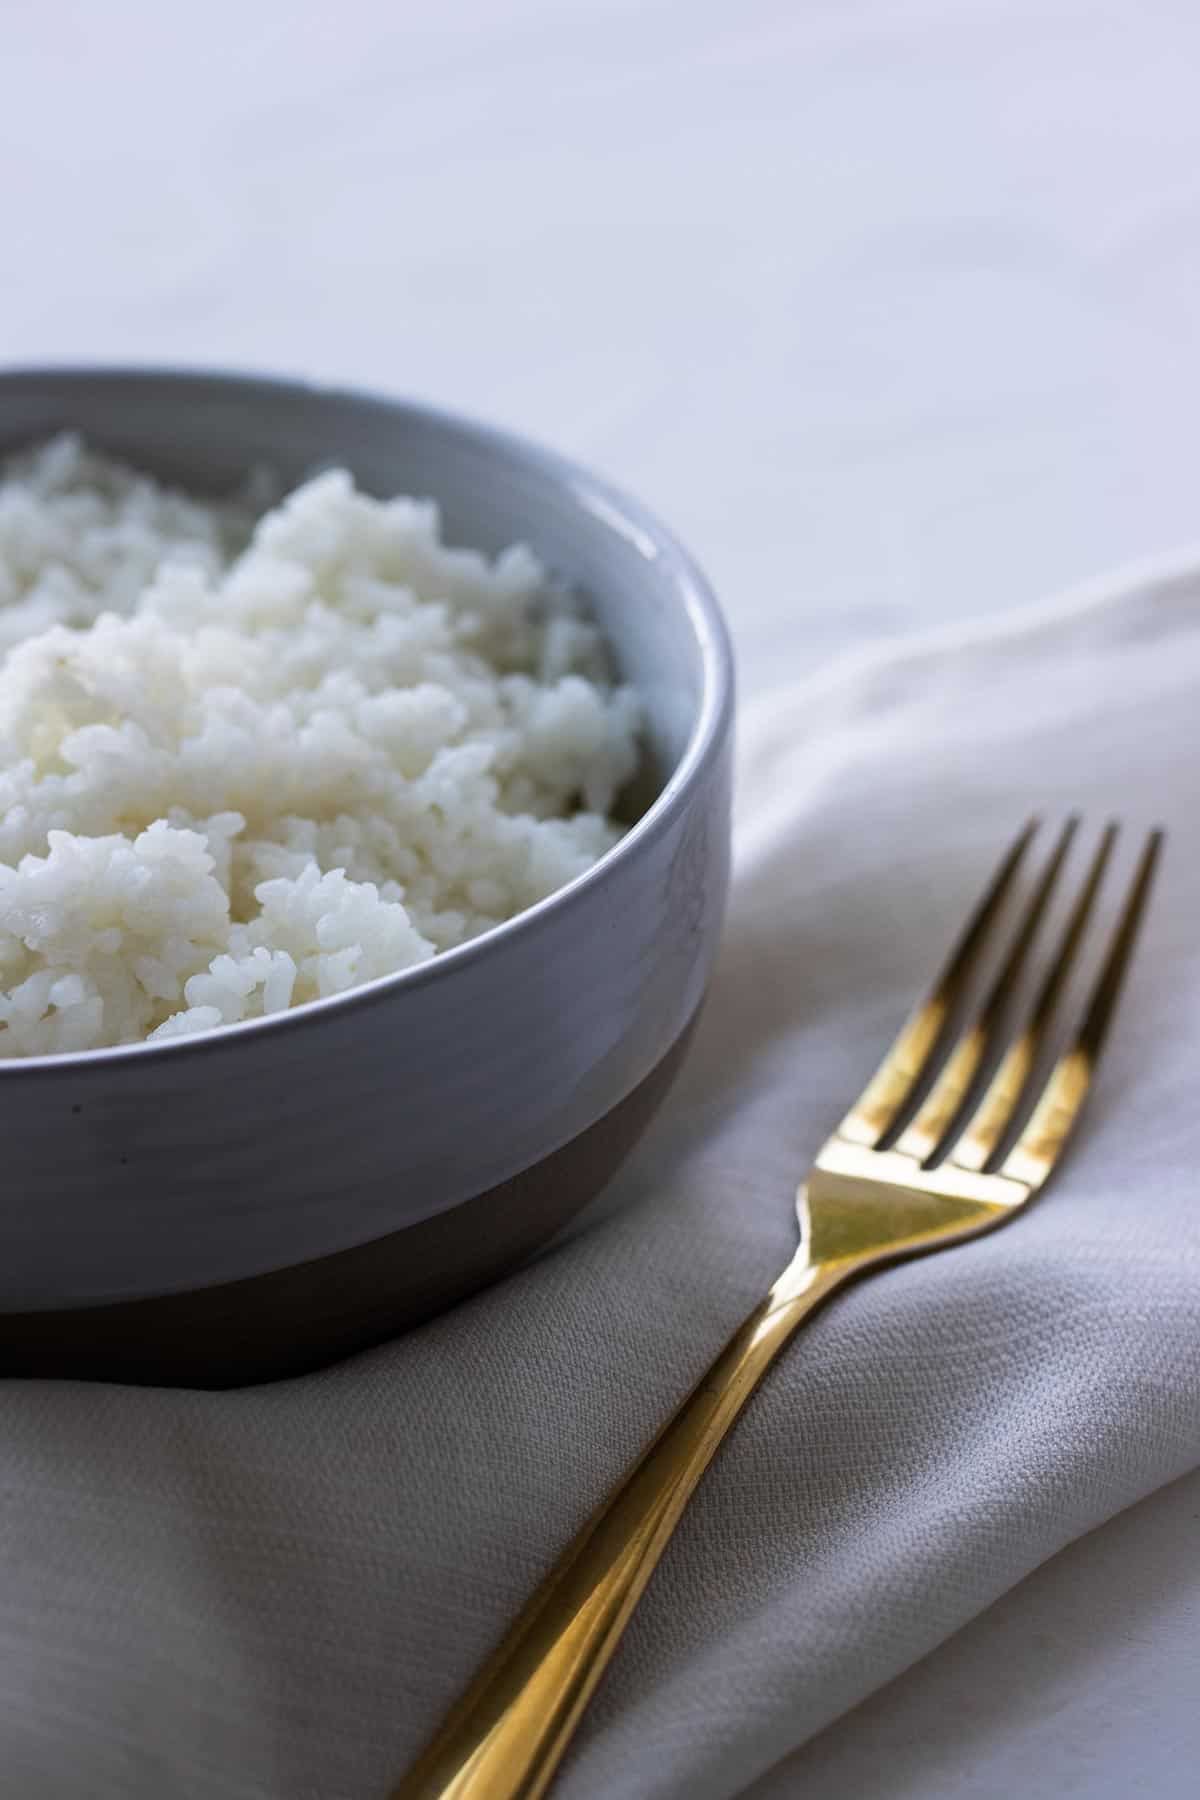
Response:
[0,437,638,1054]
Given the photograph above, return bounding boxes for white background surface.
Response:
[4,1,1199,1793]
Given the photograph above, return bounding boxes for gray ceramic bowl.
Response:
[0,368,733,1385]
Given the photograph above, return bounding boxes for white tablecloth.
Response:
[4,2,1200,1791]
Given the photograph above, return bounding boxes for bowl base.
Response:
[0,1027,693,1388]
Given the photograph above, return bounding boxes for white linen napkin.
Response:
[2,555,1199,1800]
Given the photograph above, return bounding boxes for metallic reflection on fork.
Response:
[394,818,1163,1800]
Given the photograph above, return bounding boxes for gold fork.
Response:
[394,818,1162,1800]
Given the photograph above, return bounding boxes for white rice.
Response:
[0,436,639,1056]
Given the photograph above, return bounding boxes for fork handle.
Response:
[391,1255,848,1800]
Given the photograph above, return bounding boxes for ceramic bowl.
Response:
[0,368,734,1385]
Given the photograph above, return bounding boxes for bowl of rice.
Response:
[0,368,733,1385]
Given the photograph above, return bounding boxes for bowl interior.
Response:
[0,370,713,814]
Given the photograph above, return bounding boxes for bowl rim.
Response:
[0,363,735,1077]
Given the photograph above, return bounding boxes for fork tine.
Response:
[836,818,1038,1148]
[892,817,1078,1163]
[949,822,1118,1172]
[999,829,1163,1190]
